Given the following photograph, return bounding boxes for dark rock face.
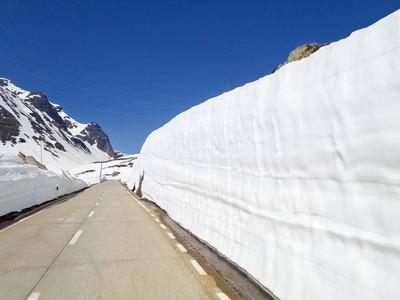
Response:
[77,122,116,158]
[23,92,116,158]
[25,92,67,130]
[0,78,10,87]
[70,137,91,154]
[0,104,20,144]
[55,142,65,151]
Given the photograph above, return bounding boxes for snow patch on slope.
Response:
[128,10,400,300]
[73,154,138,184]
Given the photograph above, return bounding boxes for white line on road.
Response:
[123,189,151,212]
[160,224,167,229]
[216,292,230,300]
[167,232,175,239]
[69,230,82,245]
[151,214,155,217]
[96,202,99,206]
[154,218,160,223]
[88,211,94,217]
[138,202,150,212]
[190,259,207,275]
[177,243,187,252]
[0,210,44,233]
[27,292,40,300]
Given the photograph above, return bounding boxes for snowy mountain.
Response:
[0,78,116,172]
[128,9,400,300]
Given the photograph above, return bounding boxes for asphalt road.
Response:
[0,180,238,300]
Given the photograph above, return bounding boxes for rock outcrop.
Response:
[76,122,115,158]
[18,151,48,170]
[0,104,20,144]
[271,43,329,73]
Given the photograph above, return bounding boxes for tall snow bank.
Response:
[0,154,88,216]
[128,10,400,300]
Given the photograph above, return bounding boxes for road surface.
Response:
[0,180,237,300]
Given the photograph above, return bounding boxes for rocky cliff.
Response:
[0,78,116,172]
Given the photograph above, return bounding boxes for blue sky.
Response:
[1,1,399,154]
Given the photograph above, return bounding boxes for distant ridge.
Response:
[0,78,116,172]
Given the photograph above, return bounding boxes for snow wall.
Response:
[0,154,88,216]
[128,10,400,300]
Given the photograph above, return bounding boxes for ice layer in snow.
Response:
[128,10,400,300]
[0,154,88,216]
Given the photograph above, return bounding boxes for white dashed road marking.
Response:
[69,230,82,245]
[27,292,40,300]
[154,218,160,223]
[123,189,151,212]
[167,232,175,239]
[190,259,207,275]
[177,244,187,252]
[88,211,94,217]
[160,224,167,229]
[216,292,230,300]
[138,202,150,212]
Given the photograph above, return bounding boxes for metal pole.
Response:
[99,162,103,182]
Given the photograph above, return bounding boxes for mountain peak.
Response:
[0,78,11,87]
[76,122,115,158]
[25,91,68,130]
[0,78,116,171]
